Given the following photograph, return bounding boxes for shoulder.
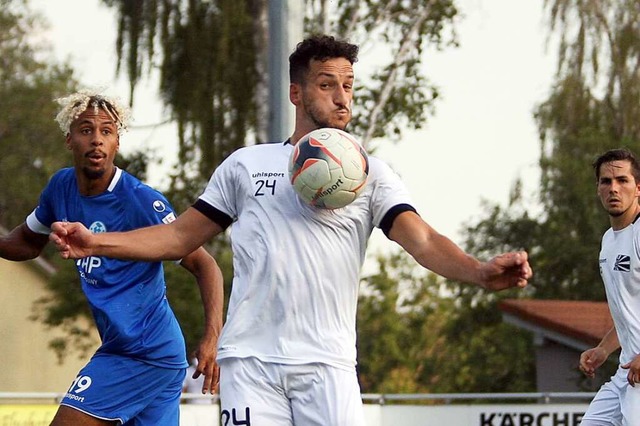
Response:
[41,168,76,196]
[118,170,163,195]
[602,227,614,241]
[368,155,390,171]
[48,167,75,185]
[226,142,289,161]
[117,170,172,210]
[215,142,291,176]
[367,155,402,181]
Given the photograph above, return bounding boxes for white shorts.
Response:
[219,357,365,426]
[582,366,640,426]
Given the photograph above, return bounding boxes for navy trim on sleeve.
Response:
[380,204,417,237]
[192,199,234,230]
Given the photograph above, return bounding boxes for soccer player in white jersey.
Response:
[0,90,223,425]
[49,36,532,425]
[579,148,640,426]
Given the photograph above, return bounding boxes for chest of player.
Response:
[600,228,640,297]
[60,194,130,234]
[239,162,371,229]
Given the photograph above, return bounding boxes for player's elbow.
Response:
[179,247,216,274]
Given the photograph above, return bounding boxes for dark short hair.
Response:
[289,34,359,85]
[593,148,640,181]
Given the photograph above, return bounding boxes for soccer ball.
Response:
[289,128,369,209]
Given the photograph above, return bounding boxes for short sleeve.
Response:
[25,173,61,234]
[125,183,178,228]
[368,157,416,229]
[197,151,240,219]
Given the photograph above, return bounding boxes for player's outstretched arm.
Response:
[580,326,619,378]
[50,207,224,261]
[388,211,532,290]
[179,247,224,394]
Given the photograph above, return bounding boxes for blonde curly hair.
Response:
[54,89,132,135]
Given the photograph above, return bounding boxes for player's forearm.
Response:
[93,223,192,261]
[412,233,484,285]
[197,261,224,339]
[182,248,224,338]
[388,212,485,285]
[597,326,620,356]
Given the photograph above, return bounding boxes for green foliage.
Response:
[102,0,260,203]
[461,1,640,303]
[103,0,458,195]
[357,251,536,394]
[358,252,444,393]
[435,0,640,394]
[0,0,78,229]
[429,300,535,393]
[530,0,640,298]
[306,0,458,147]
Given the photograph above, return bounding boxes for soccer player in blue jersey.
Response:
[0,90,224,425]
[50,36,532,425]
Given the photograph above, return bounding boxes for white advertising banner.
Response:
[372,403,588,426]
[180,403,589,426]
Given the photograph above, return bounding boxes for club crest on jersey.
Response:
[614,254,631,272]
[89,221,107,234]
[153,200,167,212]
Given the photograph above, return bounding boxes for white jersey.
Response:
[195,141,414,370]
[599,217,640,365]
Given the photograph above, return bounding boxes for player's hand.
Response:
[480,251,532,291]
[579,347,608,378]
[49,221,95,259]
[192,338,219,394]
[622,354,640,386]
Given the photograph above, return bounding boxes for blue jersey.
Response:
[27,167,187,369]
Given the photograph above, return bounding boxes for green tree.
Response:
[463,0,640,302]
[357,251,536,394]
[0,0,78,230]
[533,0,640,298]
[357,253,435,393]
[103,0,262,202]
[434,0,640,392]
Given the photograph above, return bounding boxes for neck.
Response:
[290,129,310,146]
[77,166,117,196]
[290,118,319,145]
[610,204,640,230]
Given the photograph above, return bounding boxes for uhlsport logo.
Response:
[153,200,166,212]
[89,221,107,233]
[614,254,631,272]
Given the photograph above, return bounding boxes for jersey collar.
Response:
[107,167,123,192]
